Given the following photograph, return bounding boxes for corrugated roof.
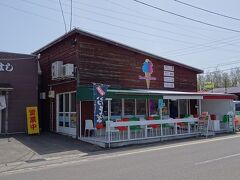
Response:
[33,28,203,73]
[0,51,36,61]
[110,88,236,97]
[210,87,240,94]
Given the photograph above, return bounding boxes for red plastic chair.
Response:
[116,120,128,131]
[147,116,158,129]
[146,116,159,136]
[96,123,105,136]
[115,119,128,139]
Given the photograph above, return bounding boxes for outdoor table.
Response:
[108,118,199,141]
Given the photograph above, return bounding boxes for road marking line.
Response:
[1,134,240,176]
[93,135,240,160]
[195,153,240,165]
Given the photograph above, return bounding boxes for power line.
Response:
[50,0,209,42]
[105,0,227,34]
[0,1,195,47]
[17,0,200,45]
[58,0,67,33]
[162,36,240,56]
[167,40,240,57]
[27,0,240,54]
[203,66,240,74]
[203,59,240,70]
[2,0,240,62]
[0,2,60,24]
[132,0,240,33]
[174,0,240,21]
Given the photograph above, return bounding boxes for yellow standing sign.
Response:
[26,107,40,134]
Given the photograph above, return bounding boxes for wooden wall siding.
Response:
[38,32,199,131]
[77,34,197,92]
[38,34,78,131]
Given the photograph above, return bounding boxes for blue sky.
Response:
[1,0,240,72]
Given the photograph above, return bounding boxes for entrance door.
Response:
[81,101,94,136]
[57,92,77,136]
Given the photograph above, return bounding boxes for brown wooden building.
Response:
[0,52,38,134]
[34,28,203,137]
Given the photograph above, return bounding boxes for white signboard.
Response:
[164,76,174,83]
[164,71,174,77]
[164,82,175,88]
[164,65,174,71]
[0,96,6,110]
[0,62,14,72]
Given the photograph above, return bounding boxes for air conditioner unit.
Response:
[63,64,74,78]
[51,61,63,80]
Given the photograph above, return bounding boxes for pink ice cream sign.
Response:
[139,59,156,89]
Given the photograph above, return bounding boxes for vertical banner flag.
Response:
[26,106,40,134]
[93,83,109,127]
[0,96,6,110]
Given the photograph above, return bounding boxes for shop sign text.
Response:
[0,62,14,72]
[26,106,40,134]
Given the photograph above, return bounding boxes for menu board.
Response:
[164,65,175,88]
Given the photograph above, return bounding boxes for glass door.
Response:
[57,92,76,136]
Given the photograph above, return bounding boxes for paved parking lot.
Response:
[0,132,103,165]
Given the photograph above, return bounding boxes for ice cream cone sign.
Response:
[139,59,156,89]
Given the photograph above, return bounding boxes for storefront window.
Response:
[162,99,169,116]
[150,99,158,115]
[71,93,76,112]
[59,113,64,126]
[65,94,69,112]
[179,99,187,118]
[64,113,70,127]
[58,92,77,131]
[111,99,122,116]
[59,94,63,112]
[136,99,146,115]
[124,99,135,116]
[70,113,77,128]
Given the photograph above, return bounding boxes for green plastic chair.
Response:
[223,115,228,123]
[129,117,143,138]
[154,116,160,120]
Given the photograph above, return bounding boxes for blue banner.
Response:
[93,84,109,127]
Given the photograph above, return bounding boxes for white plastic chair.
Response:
[84,119,96,137]
[105,121,120,141]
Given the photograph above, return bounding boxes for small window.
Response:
[150,99,158,115]
[136,99,146,115]
[111,99,122,116]
[124,99,135,116]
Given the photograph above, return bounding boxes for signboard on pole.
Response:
[93,84,109,127]
[26,106,40,134]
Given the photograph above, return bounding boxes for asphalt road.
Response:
[1,135,240,180]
